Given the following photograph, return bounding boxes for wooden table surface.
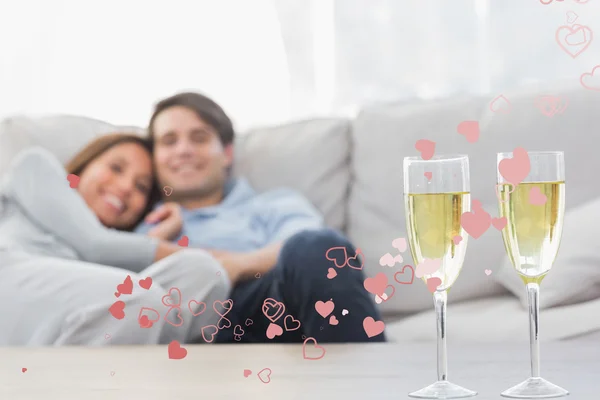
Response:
[0,342,598,399]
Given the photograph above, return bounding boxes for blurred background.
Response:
[1,0,599,131]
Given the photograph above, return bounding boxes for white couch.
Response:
[2,80,599,343]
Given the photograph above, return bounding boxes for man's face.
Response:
[152,106,233,200]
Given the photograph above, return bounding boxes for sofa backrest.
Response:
[2,81,597,316]
[347,81,600,314]
[0,114,352,232]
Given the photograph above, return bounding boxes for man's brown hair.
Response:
[148,92,235,146]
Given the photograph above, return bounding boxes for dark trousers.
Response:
[214,228,386,343]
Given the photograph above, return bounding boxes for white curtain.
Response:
[274,0,600,118]
[0,0,291,131]
[1,0,599,131]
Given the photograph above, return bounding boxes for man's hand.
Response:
[145,203,183,241]
[206,250,247,284]
[206,242,283,283]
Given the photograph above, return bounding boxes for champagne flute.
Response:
[496,151,568,398]
[404,154,477,399]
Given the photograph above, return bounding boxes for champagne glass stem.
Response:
[526,283,541,378]
[434,290,448,381]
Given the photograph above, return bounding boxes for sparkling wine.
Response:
[405,192,470,290]
[497,181,566,285]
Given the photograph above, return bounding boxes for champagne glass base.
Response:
[409,380,478,399]
[501,377,569,398]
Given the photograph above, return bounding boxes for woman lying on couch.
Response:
[0,133,237,346]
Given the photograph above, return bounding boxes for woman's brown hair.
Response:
[65,132,161,231]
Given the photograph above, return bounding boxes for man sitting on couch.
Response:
[135,91,385,343]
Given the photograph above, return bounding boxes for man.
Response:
[135,92,385,343]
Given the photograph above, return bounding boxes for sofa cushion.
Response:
[233,118,352,231]
[348,81,600,314]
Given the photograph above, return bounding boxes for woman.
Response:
[0,133,237,346]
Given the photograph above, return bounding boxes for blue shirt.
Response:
[134,178,325,252]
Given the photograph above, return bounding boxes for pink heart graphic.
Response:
[217,315,232,330]
[391,237,407,252]
[461,204,492,239]
[393,265,415,285]
[177,236,189,247]
[529,186,548,205]
[489,95,512,114]
[556,24,593,58]
[302,337,326,360]
[329,315,339,326]
[426,277,442,293]
[257,368,272,384]
[415,258,442,278]
[266,322,284,339]
[325,246,348,268]
[374,285,395,304]
[214,299,233,329]
[580,64,600,91]
[188,300,207,316]
[167,340,187,360]
[346,248,364,270]
[243,369,252,378]
[284,315,301,331]
[161,287,182,307]
[535,95,568,117]
[379,253,396,267]
[498,147,531,186]
[565,26,589,45]
[363,317,385,338]
[566,11,579,24]
[164,307,184,327]
[234,324,245,336]
[201,325,219,343]
[66,173,80,188]
[315,300,335,318]
[485,269,492,276]
[495,183,516,204]
[415,139,436,160]
[116,275,133,295]
[138,315,153,329]
[326,267,337,279]
[457,120,480,143]
[492,217,507,231]
[137,307,160,326]
[138,277,152,290]
[363,272,389,296]
[424,171,433,181]
[262,298,286,323]
[213,299,233,317]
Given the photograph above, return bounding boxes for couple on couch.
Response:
[0,92,385,346]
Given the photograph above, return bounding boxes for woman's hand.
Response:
[145,202,183,241]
